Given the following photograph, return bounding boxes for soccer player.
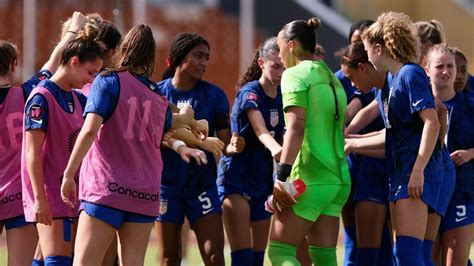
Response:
[452,47,474,97]
[355,12,442,265]
[217,37,284,266]
[428,44,474,266]
[338,42,394,266]
[155,32,244,266]
[59,24,203,265]
[268,18,350,266]
[22,30,104,265]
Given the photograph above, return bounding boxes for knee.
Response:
[203,249,225,266]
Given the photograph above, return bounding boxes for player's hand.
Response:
[162,131,175,144]
[68,12,88,34]
[271,146,282,162]
[226,132,245,154]
[198,137,224,161]
[408,169,424,198]
[191,119,209,141]
[272,180,297,211]
[177,146,208,165]
[61,175,77,208]
[35,197,53,225]
[344,138,356,155]
[450,150,473,166]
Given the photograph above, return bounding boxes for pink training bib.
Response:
[0,87,25,220]
[21,86,83,222]
[80,71,168,217]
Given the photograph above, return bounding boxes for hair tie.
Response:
[165,57,171,67]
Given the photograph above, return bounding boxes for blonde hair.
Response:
[426,43,454,67]
[414,20,445,44]
[362,12,419,63]
[61,13,102,39]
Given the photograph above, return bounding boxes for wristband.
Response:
[171,140,186,152]
[276,163,292,182]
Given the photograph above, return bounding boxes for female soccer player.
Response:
[22,30,104,265]
[428,44,474,266]
[155,32,244,266]
[217,37,284,266]
[337,42,394,266]
[60,24,202,265]
[268,18,350,266]
[355,12,442,265]
[452,47,474,96]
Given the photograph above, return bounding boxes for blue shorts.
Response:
[439,203,474,232]
[2,215,31,230]
[436,151,456,217]
[80,201,155,229]
[354,157,389,205]
[157,185,222,225]
[389,179,441,214]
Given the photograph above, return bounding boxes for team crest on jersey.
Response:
[68,102,74,112]
[270,109,279,127]
[247,92,258,101]
[177,100,191,110]
[159,199,168,215]
[30,104,44,119]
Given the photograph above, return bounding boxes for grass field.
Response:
[0,227,345,265]
[1,228,472,265]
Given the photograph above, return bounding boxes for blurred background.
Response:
[0,0,472,101]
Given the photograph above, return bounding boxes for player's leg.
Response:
[222,194,252,265]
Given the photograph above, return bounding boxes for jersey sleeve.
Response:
[21,69,53,94]
[25,94,49,132]
[403,67,435,114]
[238,89,260,111]
[84,73,120,122]
[164,106,173,132]
[281,68,308,111]
[73,90,88,109]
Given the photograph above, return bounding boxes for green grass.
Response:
[1,232,472,265]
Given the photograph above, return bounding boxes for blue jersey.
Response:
[387,63,442,187]
[21,69,52,94]
[157,79,230,196]
[0,70,53,105]
[84,72,172,130]
[444,92,474,205]
[336,69,361,180]
[376,74,397,185]
[218,80,284,198]
[355,75,390,200]
[335,69,358,103]
[465,74,474,98]
[25,79,87,132]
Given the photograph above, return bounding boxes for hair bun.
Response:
[307,18,321,30]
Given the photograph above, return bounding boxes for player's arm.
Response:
[346,99,380,134]
[247,109,282,159]
[25,129,52,225]
[41,12,87,74]
[345,97,362,125]
[352,148,385,159]
[170,103,208,140]
[61,113,103,207]
[345,128,386,154]
[434,96,447,147]
[162,136,208,165]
